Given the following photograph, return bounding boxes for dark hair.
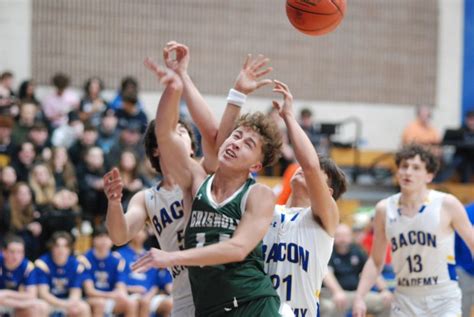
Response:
[300,108,312,118]
[395,143,440,174]
[52,73,70,91]
[234,112,282,167]
[0,71,13,81]
[120,76,138,92]
[18,80,37,101]
[47,231,73,251]
[319,156,347,201]
[92,225,108,238]
[83,77,104,95]
[144,119,196,174]
[2,234,25,249]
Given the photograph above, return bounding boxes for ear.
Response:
[328,187,334,198]
[249,162,263,174]
[426,172,434,184]
[153,148,160,158]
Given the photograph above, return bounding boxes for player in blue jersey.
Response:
[0,235,49,317]
[118,229,173,317]
[35,231,91,317]
[78,226,137,317]
[353,144,474,317]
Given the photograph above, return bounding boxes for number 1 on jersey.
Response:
[271,274,292,301]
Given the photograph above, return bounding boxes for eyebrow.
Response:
[246,137,257,148]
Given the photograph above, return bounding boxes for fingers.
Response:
[144,58,166,78]
[242,54,251,69]
[250,55,270,72]
[255,67,272,79]
[256,79,273,89]
[131,253,152,272]
[272,100,281,111]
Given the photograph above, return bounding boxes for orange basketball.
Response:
[286,0,346,36]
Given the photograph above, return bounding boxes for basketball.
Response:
[286,0,346,36]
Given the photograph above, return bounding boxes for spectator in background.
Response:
[27,122,51,162]
[42,73,80,128]
[12,102,40,146]
[115,93,148,134]
[110,76,144,111]
[11,141,36,182]
[320,224,391,317]
[299,107,329,155]
[96,108,119,155]
[117,150,144,210]
[17,79,40,105]
[0,165,16,201]
[456,202,474,317]
[51,111,84,149]
[49,146,78,191]
[0,116,14,168]
[79,226,138,317]
[6,182,42,260]
[35,231,91,317]
[79,77,108,127]
[0,235,49,317]
[0,71,15,98]
[452,110,474,183]
[29,163,56,213]
[107,125,145,167]
[118,229,173,317]
[401,104,441,146]
[69,124,99,167]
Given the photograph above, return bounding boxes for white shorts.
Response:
[103,298,116,315]
[392,288,462,317]
[150,294,171,312]
[279,302,294,317]
[171,302,195,317]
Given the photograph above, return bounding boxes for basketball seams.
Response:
[330,0,345,17]
[286,2,339,16]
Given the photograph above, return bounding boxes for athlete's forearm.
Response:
[354,257,384,299]
[323,270,345,294]
[105,201,130,245]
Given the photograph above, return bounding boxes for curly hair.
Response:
[235,112,282,167]
[395,143,440,174]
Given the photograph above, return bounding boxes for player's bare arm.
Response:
[144,58,206,195]
[104,168,148,246]
[272,80,339,235]
[131,184,276,271]
[352,199,389,317]
[444,194,474,253]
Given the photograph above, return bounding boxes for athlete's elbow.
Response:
[228,241,250,262]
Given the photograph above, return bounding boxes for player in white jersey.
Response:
[353,144,474,317]
[263,80,347,317]
[104,41,273,317]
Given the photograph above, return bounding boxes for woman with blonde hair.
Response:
[29,162,56,212]
[50,146,77,191]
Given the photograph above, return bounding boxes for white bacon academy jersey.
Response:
[263,205,334,317]
[385,190,460,296]
[144,183,194,316]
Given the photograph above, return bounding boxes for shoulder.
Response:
[248,183,275,199]
[375,198,388,215]
[441,193,463,209]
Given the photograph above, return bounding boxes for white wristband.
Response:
[226,88,247,107]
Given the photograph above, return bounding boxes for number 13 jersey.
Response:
[385,190,459,295]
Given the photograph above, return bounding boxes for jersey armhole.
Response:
[240,184,256,217]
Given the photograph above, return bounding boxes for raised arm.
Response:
[352,200,389,317]
[272,80,339,235]
[144,58,205,192]
[131,184,276,270]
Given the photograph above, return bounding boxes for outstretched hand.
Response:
[131,248,174,273]
[103,168,123,202]
[234,54,273,95]
[163,41,190,76]
[144,57,182,89]
[272,80,294,118]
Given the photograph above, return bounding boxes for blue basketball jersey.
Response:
[78,250,127,292]
[35,253,85,299]
[117,245,172,292]
[0,254,36,290]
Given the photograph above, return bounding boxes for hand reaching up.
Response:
[144,57,183,90]
[163,41,190,76]
[272,80,294,119]
[234,54,273,95]
[103,168,123,203]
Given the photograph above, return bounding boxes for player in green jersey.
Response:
[133,50,283,316]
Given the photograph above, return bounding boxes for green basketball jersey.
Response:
[184,174,279,316]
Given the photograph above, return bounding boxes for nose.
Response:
[231,141,241,150]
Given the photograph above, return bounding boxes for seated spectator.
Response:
[11,141,36,182]
[108,125,145,167]
[401,105,441,146]
[27,122,52,162]
[96,109,119,155]
[0,116,14,168]
[6,182,42,260]
[118,229,173,317]
[109,76,144,111]
[118,150,144,209]
[115,93,148,134]
[0,71,15,98]
[0,165,16,201]
[17,79,40,105]
[78,226,138,317]
[0,235,49,317]
[11,102,40,146]
[299,107,329,155]
[29,163,56,213]
[69,124,99,167]
[450,110,474,182]
[77,147,107,223]
[455,202,474,317]
[320,224,392,317]
[79,77,108,127]
[51,111,84,149]
[41,73,80,128]
[35,231,91,317]
[49,146,78,191]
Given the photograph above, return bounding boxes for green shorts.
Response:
[202,296,281,317]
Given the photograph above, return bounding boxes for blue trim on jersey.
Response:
[316,302,320,317]
[290,212,300,221]
[281,213,286,223]
[448,263,458,281]
[0,255,36,290]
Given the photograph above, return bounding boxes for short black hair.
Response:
[92,225,108,238]
[2,234,25,249]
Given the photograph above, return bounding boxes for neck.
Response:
[129,242,144,253]
[399,187,430,208]
[287,190,310,208]
[211,169,249,203]
[5,261,20,271]
[160,177,175,190]
[93,249,109,259]
[335,244,350,255]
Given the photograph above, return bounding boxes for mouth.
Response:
[224,148,236,159]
